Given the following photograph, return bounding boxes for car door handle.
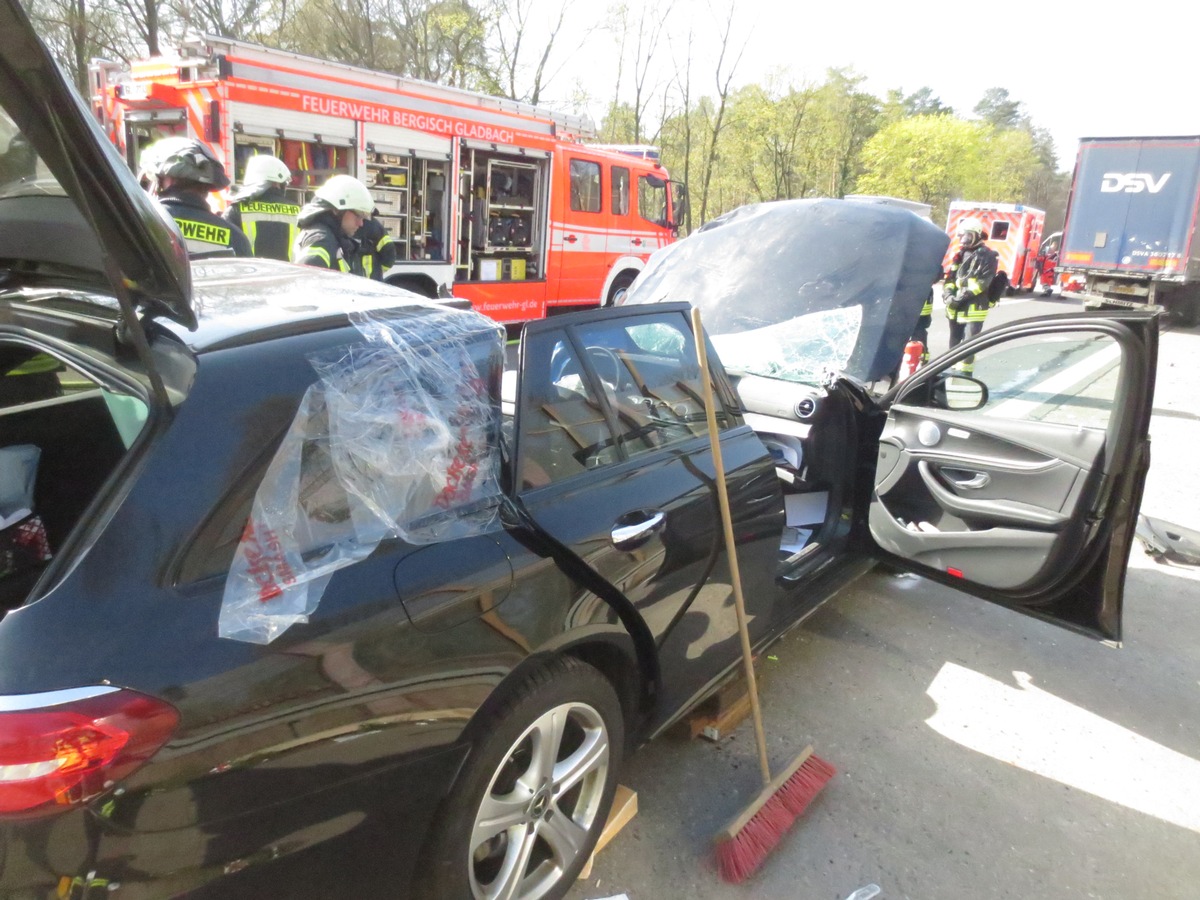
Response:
[917,461,1067,528]
[565,234,578,244]
[611,509,666,550]
[945,470,990,489]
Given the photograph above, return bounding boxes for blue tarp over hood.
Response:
[622,198,949,383]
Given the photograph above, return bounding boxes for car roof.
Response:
[159,258,455,352]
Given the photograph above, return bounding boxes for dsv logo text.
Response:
[1101,172,1171,193]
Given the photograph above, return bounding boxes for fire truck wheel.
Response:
[605,273,636,307]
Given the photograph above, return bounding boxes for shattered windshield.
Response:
[0,110,63,199]
[710,305,862,385]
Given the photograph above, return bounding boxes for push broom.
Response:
[690,307,836,883]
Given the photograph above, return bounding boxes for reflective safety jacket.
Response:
[946,244,999,324]
[357,216,397,281]
[224,185,300,261]
[159,192,252,259]
[957,243,998,301]
[292,202,364,275]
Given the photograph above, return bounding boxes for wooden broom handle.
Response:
[691,307,773,788]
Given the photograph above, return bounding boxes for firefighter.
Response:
[357,210,397,280]
[943,217,998,375]
[292,174,373,275]
[224,155,299,261]
[139,137,252,259]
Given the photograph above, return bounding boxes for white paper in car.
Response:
[780,526,813,554]
[743,412,811,439]
[785,491,827,527]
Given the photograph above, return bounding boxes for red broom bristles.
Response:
[713,752,836,883]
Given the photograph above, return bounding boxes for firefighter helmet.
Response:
[139,137,230,190]
[314,175,374,216]
[956,216,986,248]
[242,154,291,187]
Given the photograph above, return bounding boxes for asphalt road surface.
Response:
[569,291,1200,900]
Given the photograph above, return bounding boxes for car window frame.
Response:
[513,304,740,497]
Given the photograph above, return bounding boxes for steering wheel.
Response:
[585,346,623,388]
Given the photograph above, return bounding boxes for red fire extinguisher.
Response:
[899,340,924,381]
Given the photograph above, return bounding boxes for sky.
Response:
[537,0,1196,172]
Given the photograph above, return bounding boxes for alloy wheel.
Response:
[468,701,611,900]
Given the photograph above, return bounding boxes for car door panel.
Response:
[514,304,785,727]
[875,410,1105,533]
[869,312,1158,642]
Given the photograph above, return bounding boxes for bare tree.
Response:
[696,1,746,224]
[170,0,277,42]
[111,0,166,54]
[666,26,694,232]
[25,0,144,89]
[486,0,579,104]
[625,0,671,142]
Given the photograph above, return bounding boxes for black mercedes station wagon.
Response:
[0,3,1157,897]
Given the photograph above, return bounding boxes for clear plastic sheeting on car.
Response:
[710,305,862,386]
[219,306,505,644]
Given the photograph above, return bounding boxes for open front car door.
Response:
[869,311,1158,643]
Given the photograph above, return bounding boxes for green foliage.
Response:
[854,115,1048,223]
[974,87,1024,129]
[883,86,953,123]
[24,0,1069,230]
[855,115,989,220]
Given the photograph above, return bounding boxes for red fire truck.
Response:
[944,201,1045,292]
[90,36,686,322]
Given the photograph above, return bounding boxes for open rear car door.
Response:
[869,311,1158,643]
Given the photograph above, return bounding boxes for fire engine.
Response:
[89,36,687,322]
[944,201,1046,292]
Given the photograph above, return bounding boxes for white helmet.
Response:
[956,216,986,246]
[243,154,291,186]
[314,175,374,215]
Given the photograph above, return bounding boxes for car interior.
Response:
[502,314,859,579]
[0,342,146,613]
[731,372,861,571]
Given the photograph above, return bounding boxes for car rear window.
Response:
[0,343,147,613]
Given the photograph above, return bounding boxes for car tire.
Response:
[606,273,636,307]
[416,656,624,900]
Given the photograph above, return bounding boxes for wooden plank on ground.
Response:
[578,784,637,880]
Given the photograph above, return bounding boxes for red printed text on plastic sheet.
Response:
[240,519,298,602]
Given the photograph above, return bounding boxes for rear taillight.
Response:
[0,687,179,817]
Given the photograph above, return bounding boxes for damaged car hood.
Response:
[622,198,949,384]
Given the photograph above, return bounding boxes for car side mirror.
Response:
[933,373,987,411]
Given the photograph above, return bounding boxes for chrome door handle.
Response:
[611,510,666,550]
[947,472,990,489]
